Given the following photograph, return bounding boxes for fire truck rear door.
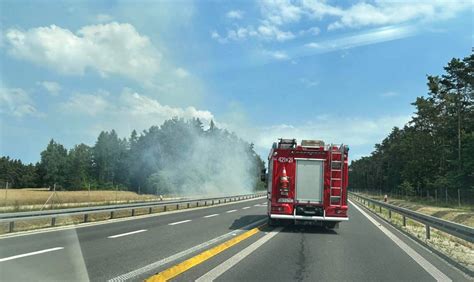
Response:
[295,159,324,203]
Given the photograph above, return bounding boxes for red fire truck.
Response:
[263,139,349,228]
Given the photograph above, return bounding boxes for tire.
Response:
[324,222,338,229]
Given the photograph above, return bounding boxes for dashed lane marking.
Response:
[168,220,192,226]
[226,210,237,213]
[0,247,64,262]
[108,229,147,239]
[203,214,219,218]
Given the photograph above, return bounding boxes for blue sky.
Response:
[0,0,472,164]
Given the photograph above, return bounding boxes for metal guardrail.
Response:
[349,192,474,243]
[0,192,267,233]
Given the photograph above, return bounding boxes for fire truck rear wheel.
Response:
[324,222,337,229]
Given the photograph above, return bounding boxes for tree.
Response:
[66,144,93,189]
[40,139,68,189]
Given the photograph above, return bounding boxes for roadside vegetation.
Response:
[0,118,266,196]
[349,54,474,203]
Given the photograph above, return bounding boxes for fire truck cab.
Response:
[264,139,349,228]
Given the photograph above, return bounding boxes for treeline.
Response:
[1,118,265,195]
[349,54,474,194]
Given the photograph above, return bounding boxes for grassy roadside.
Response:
[355,192,474,228]
[0,189,170,213]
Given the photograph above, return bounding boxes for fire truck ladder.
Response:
[329,144,344,206]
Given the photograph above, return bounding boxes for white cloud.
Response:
[304,25,416,52]
[213,1,470,44]
[58,89,214,138]
[60,92,109,116]
[226,10,244,19]
[96,13,113,23]
[213,23,294,43]
[253,114,411,159]
[260,0,303,25]
[174,68,189,78]
[299,26,320,36]
[0,86,42,117]
[5,22,161,83]
[37,81,61,96]
[263,50,289,60]
[120,92,213,122]
[327,1,471,30]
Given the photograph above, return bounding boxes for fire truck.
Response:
[263,139,349,228]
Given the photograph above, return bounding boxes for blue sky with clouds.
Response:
[0,0,472,164]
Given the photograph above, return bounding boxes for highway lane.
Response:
[0,196,470,282]
[172,201,469,282]
[0,197,268,281]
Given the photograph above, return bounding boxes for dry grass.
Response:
[0,189,164,212]
[358,193,474,227]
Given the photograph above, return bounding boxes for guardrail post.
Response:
[149,207,153,214]
[164,205,167,212]
[218,200,220,204]
[379,206,382,213]
[402,215,406,227]
[205,201,207,206]
[176,204,179,210]
[187,203,190,208]
[426,225,430,239]
[51,217,56,227]
[111,211,115,219]
[132,209,135,216]
[212,200,214,205]
[9,221,14,233]
[388,210,391,219]
[84,214,89,222]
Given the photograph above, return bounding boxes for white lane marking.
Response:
[204,214,219,218]
[0,247,64,262]
[349,200,451,282]
[107,229,147,239]
[168,220,192,226]
[226,209,237,213]
[196,227,283,281]
[242,207,250,210]
[254,204,260,206]
[108,218,267,282]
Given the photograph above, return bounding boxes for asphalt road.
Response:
[0,197,470,282]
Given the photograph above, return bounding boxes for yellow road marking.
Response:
[145,225,265,282]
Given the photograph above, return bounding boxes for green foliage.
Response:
[349,54,474,193]
[39,139,68,189]
[1,118,264,194]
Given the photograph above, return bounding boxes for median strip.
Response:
[145,224,265,282]
[0,247,64,262]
